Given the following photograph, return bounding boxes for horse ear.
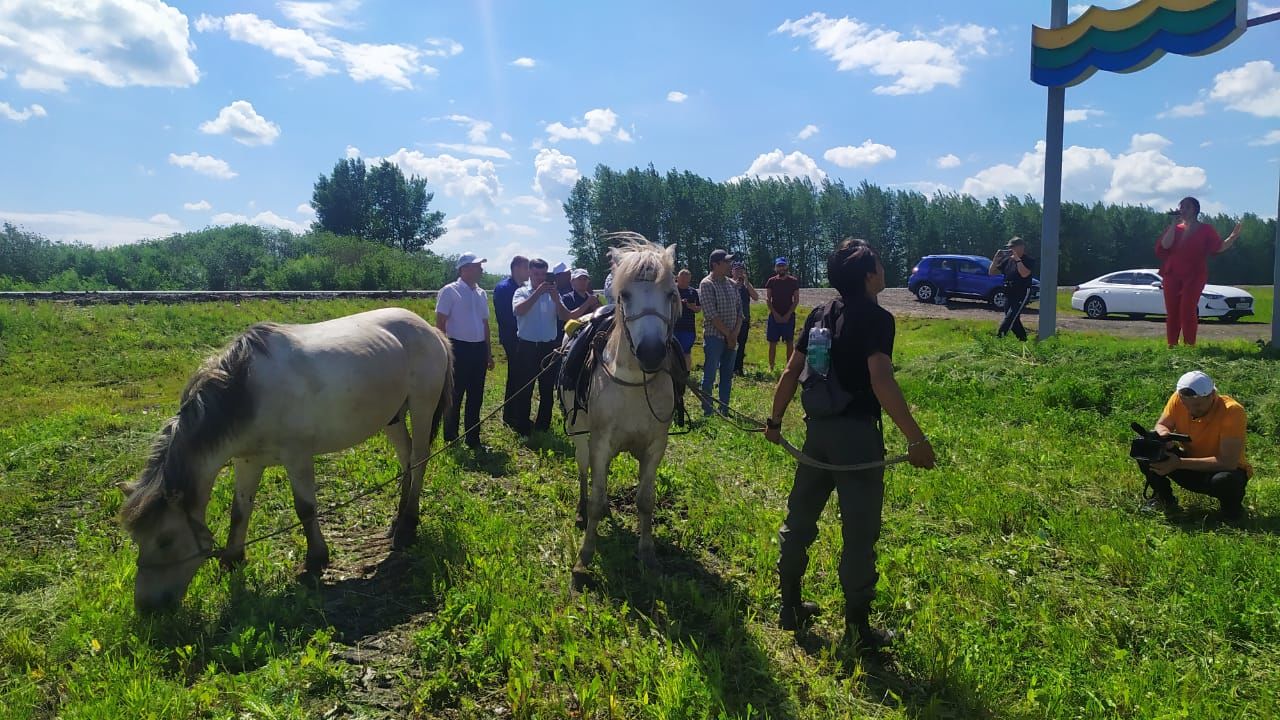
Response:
[664,244,676,266]
[117,481,134,497]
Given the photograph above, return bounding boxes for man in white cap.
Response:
[511,258,572,436]
[551,261,572,297]
[436,252,493,450]
[1138,370,1252,520]
[561,268,602,320]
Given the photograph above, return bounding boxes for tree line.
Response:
[0,223,500,292]
[565,164,1277,287]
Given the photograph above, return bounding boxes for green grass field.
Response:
[2,300,1278,719]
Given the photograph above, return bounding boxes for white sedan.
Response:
[1071,269,1255,322]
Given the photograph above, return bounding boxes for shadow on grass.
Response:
[524,429,575,456]
[586,524,797,719]
[453,445,516,477]
[794,634,996,719]
[1192,340,1280,362]
[1166,506,1280,536]
[139,522,465,676]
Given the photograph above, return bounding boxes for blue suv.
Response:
[907,254,1040,310]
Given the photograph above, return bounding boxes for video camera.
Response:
[1128,422,1190,462]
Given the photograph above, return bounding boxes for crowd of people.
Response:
[435,204,1259,650]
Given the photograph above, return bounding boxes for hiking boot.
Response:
[1140,493,1180,515]
[843,620,896,652]
[778,601,821,632]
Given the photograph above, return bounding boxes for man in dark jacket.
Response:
[494,255,529,429]
[989,237,1036,341]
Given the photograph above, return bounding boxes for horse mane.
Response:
[606,232,674,295]
[119,323,277,530]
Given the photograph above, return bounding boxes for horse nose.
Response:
[635,338,667,372]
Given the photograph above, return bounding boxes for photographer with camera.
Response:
[1156,196,1242,347]
[1136,371,1251,520]
[989,237,1036,341]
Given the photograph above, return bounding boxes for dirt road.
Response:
[793,288,1272,342]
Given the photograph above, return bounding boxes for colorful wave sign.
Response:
[1032,0,1248,87]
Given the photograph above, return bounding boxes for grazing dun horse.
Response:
[119,307,453,613]
[560,235,682,584]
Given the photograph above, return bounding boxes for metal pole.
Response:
[1038,0,1068,341]
[1272,164,1279,346]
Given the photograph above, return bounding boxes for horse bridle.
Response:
[135,507,217,570]
[612,300,676,387]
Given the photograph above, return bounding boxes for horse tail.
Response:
[428,326,454,445]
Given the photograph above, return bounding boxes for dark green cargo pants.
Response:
[777,414,885,615]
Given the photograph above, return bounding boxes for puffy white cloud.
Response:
[433,143,512,159]
[500,132,513,143]
[510,57,536,68]
[823,140,897,168]
[278,0,359,31]
[296,202,315,216]
[777,13,996,95]
[182,200,211,211]
[0,209,183,247]
[796,124,820,140]
[731,149,826,185]
[0,0,199,92]
[148,213,180,226]
[198,12,437,88]
[335,40,435,89]
[1064,108,1105,123]
[1250,130,1280,146]
[439,209,499,249]
[533,148,581,202]
[375,149,502,205]
[962,136,1207,208]
[1157,101,1206,119]
[1209,60,1280,118]
[0,101,46,122]
[667,90,688,103]
[211,210,305,232]
[204,13,334,77]
[345,145,360,158]
[442,114,492,143]
[546,108,632,144]
[168,151,237,179]
[1250,2,1280,14]
[423,37,463,57]
[198,100,281,145]
[505,223,538,237]
[936,153,961,169]
[1128,133,1171,152]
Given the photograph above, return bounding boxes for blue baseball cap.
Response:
[774,256,788,266]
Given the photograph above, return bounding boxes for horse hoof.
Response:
[571,567,592,592]
[637,551,660,573]
[575,514,587,531]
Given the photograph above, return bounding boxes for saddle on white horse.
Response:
[557,304,690,429]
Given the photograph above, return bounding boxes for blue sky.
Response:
[1,0,1277,270]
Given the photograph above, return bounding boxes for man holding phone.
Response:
[511,258,572,436]
[989,237,1035,341]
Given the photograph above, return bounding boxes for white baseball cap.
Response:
[570,268,590,280]
[551,261,569,275]
[1176,370,1215,397]
[455,252,486,270]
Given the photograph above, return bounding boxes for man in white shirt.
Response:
[511,257,571,436]
[436,252,493,449]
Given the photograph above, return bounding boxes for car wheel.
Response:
[1084,296,1107,319]
[990,289,1008,310]
[915,283,936,302]
[1219,313,1239,324]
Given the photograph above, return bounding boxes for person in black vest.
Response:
[989,237,1036,341]
[764,238,936,651]
[731,261,758,376]
[673,268,700,370]
[494,256,529,430]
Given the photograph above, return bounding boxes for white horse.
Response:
[560,235,682,584]
[119,307,453,613]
